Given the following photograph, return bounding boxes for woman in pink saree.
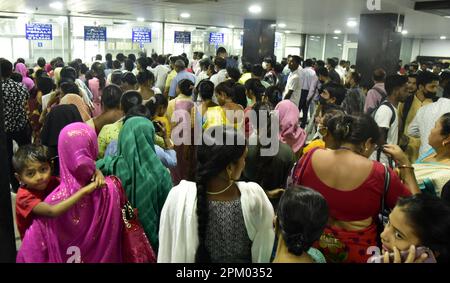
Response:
[17,122,123,263]
[15,62,35,92]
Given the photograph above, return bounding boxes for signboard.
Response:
[209,32,224,45]
[84,26,107,41]
[25,23,52,40]
[174,31,191,44]
[132,27,152,43]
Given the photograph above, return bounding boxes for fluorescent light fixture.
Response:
[228,25,235,29]
[347,20,358,27]
[278,23,286,28]
[401,30,408,35]
[240,31,244,35]
[137,17,145,22]
[334,29,342,34]
[337,44,342,47]
[440,36,447,40]
[180,13,191,18]
[248,5,262,14]
[209,26,217,29]
[445,16,450,19]
[49,2,63,10]
[285,30,291,33]
[333,36,339,39]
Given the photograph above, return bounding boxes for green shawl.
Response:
[96,117,173,250]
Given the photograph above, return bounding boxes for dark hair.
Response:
[178,79,194,96]
[263,57,274,66]
[396,194,450,262]
[442,181,450,204]
[10,72,22,83]
[323,83,346,105]
[116,53,126,62]
[105,53,113,61]
[101,84,122,110]
[121,72,137,86]
[277,186,328,256]
[80,63,89,75]
[91,62,106,89]
[327,114,381,148]
[111,70,123,86]
[112,60,122,70]
[169,55,179,64]
[373,68,386,82]
[385,74,408,96]
[60,81,80,95]
[195,126,246,262]
[124,59,134,72]
[327,58,338,68]
[13,144,50,174]
[128,54,136,63]
[316,60,325,68]
[317,67,329,78]
[37,57,46,68]
[215,80,235,98]
[216,47,227,56]
[198,80,215,100]
[34,69,47,79]
[145,93,168,117]
[214,57,227,70]
[349,71,362,84]
[264,86,283,107]
[417,71,440,89]
[242,62,252,73]
[440,113,450,136]
[244,78,265,102]
[304,59,314,67]
[199,58,211,71]
[441,71,450,82]
[137,57,149,70]
[60,66,77,82]
[232,84,248,109]
[121,90,143,114]
[36,76,54,95]
[124,104,151,122]
[68,61,81,76]
[291,56,301,65]
[136,70,155,85]
[0,58,13,78]
[252,64,265,78]
[157,55,166,65]
[95,54,102,61]
[226,67,241,82]
[407,73,418,80]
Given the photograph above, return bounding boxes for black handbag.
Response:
[377,164,391,246]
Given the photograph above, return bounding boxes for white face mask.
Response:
[262,62,268,70]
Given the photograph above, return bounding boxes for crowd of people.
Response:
[1,46,450,263]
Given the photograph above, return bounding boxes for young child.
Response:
[13,144,104,239]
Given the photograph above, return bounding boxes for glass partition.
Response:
[305,34,324,60]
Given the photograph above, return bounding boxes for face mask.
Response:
[262,62,268,70]
[424,91,437,99]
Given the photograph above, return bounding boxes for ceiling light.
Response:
[346,20,358,27]
[285,30,291,34]
[248,5,262,14]
[278,23,286,28]
[334,30,342,34]
[333,36,339,39]
[240,31,244,35]
[209,26,216,29]
[137,17,145,22]
[228,25,235,29]
[401,30,408,35]
[445,16,450,19]
[180,13,191,18]
[441,36,447,40]
[49,2,63,10]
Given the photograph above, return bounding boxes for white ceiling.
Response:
[0,0,449,38]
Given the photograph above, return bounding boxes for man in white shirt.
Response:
[299,59,318,128]
[283,55,302,109]
[210,56,228,87]
[151,55,170,94]
[371,75,410,166]
[408,96,450,158]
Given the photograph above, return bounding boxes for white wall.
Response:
[418,39,450,57]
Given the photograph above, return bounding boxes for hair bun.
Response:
[284,232,307,256]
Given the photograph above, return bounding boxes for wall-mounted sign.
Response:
[84,26,107,41]
[209,32,224,45]
[132,27,152,43]
[174,31,191,44]
[25,23,52,40]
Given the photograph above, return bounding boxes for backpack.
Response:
[366,86,388,115]
[371,100,396,164]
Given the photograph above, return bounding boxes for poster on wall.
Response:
[25,23,53,40]
[174,31,191,44]
[209,32,224,45]
[132,27,152,43]
[84,26,107,41]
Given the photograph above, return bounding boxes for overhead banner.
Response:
[25,23,53,40]
[174,31,191,44]
[84,26,107,41]
[132,27,152,43]
[209,32,224,45]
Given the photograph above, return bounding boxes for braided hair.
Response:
[195,126,246,262]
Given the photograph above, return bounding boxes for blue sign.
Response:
[174,31,191,44]
[209,32,224,45]
[132,27,152,43]
[25,23,52,40]
[84,26,107,41]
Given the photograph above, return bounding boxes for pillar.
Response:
[242,19,276,65]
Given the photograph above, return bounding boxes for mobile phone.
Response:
[367,246,437,263]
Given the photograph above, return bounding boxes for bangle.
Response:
[398,165,414,170]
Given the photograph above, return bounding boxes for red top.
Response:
[293,148,411,221]
[15,176,60,239]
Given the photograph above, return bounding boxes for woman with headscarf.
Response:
[41,104,83,176]
[97,116,173,251]
[275,100,307,156]
[88,62,107,117]
[17,123,124,263]
[15,63,35,92]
